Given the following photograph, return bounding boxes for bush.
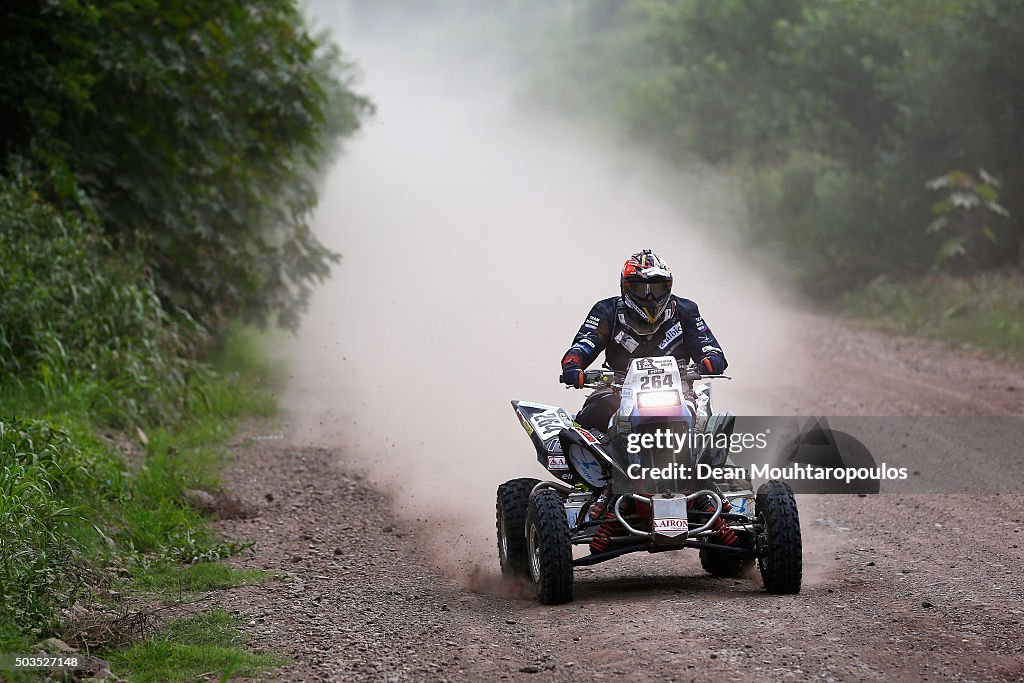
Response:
[0,176,200,425]
[0,419,96,640]
[735,151,927,294]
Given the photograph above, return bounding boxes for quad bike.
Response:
[497,356,802,604]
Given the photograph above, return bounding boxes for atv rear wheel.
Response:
[496,478,540,577]
[755,480,802,594]
[526,489,573,604]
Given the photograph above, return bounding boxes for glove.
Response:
[701,354,726,375]
[561,367,585,388]
[560,350,585,388]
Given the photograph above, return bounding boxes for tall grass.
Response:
[0,420,95,647]
[0,178,202,427]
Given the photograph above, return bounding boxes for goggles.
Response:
[625,279,671,301]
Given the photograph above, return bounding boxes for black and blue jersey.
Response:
[561,296,726,374]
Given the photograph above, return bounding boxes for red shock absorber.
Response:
[589,509,620,553]
[702,495,737,546]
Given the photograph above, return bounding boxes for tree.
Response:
[0,1,373,333]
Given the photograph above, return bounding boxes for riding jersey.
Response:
[561,296,727,374]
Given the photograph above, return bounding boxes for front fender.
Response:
[557,427,629,488]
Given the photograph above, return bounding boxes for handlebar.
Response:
[564,361,732,390]
[581,368,619,390]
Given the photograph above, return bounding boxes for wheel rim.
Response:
[498,509,509,564]
[528,522,541,583]
[756,511,769,572]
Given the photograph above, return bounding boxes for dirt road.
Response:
[212,318,1024,682]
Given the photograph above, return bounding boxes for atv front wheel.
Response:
[755,480,802,594]
[526,489,573,604]
[496,478,540,577]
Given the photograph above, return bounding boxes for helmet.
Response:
[620,249,673,329]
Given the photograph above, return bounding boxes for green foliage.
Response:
[735,151,897,294]
[925,169,1009,269]
[106,609,287,683]
[0,2,345,671]
[0,420,92,638]
[131,562,273,595]
[0,177,200,425]
[0,331,278,658]
[530,0,1024,292]
[0,0,372,332]
[840,271,1024,362]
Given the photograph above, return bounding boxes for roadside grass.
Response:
[131,562,275,595]
[839,270,1024,364]
[0,327,288,677]
[105,609,287,683]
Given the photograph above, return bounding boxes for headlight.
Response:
[636,390,681,409]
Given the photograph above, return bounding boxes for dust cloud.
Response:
[282,5,803,581]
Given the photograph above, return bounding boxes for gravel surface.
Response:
[212,319,1024,682]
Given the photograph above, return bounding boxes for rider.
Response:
[559,249,728,434]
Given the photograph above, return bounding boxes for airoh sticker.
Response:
[653,517,688,537]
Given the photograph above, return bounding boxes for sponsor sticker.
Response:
[653,517,688,537]
[517,411,534,435]
[658,322,683,350]
[728,497,749,514]
[614,329,640,353]
[635,357,665,374]
[547,455,569,470]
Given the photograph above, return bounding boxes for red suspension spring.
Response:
[702,496,737,546]
[590,509,620,553]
